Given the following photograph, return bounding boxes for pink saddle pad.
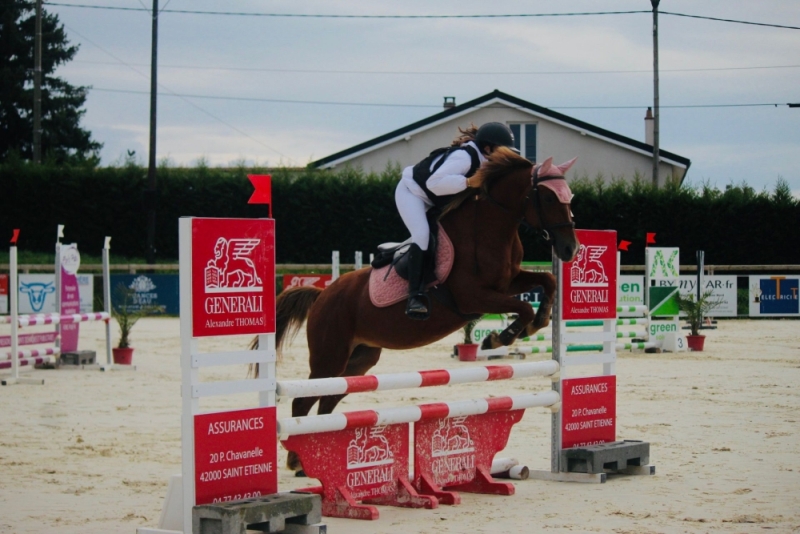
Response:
[369,224,455,308]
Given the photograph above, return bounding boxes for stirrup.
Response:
[405,293,431,321]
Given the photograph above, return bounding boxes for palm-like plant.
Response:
[676,289,720,336]
[111,284,157,348]
[462,318,481,344]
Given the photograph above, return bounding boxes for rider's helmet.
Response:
[475,122,519,153]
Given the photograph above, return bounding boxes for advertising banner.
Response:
[749,275,800,317]
[194,407,277,505]
[59,244,81,352]
[0,274,7,314]
[680,275,737,317]
[619,275,737,317]
[561,375,616,449]
[191,218,276,337]
[17,274,93,315]
[646,247,680,283]
[111,274,180,315]
[562,230,618,320]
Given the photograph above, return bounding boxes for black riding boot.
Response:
[405,243,430,320]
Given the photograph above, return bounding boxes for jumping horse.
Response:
[260,147,579,472]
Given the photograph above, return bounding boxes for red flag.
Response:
[10,229,19,244]
[646,232,656,245]
[618,240,631,251]
[248,174,272,217]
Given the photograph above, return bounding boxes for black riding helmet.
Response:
[475,122,520,154]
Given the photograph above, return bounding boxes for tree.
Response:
[0,0,101,164]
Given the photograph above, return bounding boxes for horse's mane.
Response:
[439,147,533,219]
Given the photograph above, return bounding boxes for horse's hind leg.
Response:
[287,344,382,472]
[316,345,382,415]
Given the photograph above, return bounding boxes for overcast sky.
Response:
[47,0,799,194]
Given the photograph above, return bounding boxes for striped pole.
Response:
[277,390,560,438]
[12,312,110,327]
[1,347,60,361]
[514,342,655,355]
[0,355,56,370]
[276,360,559,399]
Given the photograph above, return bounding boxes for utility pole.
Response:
[33,0,42,164]
[651,0,660,187]
[146,0,158,265]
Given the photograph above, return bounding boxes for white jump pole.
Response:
[332,251,340,281]
[2,231,45,386]
[102,236,113,368]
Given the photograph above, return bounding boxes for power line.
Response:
[660,11,800,30]
[45,3,800,29]
[72,60,800,76]
[63,25,295,163]
[46,4,649,18]
[89,88,794,110]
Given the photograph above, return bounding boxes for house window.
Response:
[509,123,537,161]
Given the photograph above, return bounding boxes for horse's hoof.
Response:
[481,335,495,350]
[294,470,307,478]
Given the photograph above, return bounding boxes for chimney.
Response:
[443,96,456,110]
[644,107,654,146]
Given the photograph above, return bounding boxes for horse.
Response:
[263,147,579,472]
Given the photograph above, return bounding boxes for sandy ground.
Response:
[1,318,799,534]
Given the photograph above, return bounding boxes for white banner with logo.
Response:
[618,275,738,317]
[18,274,94,315]
[749,275,800,317]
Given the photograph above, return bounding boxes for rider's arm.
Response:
[425,150,474,196]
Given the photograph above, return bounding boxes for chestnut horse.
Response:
[263,148,579,471]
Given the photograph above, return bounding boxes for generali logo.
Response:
[205,237,263,293]
[430,417,476,485]
[570,244,609,287]
[346,427,393,469]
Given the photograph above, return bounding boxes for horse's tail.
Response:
[248,286,323,377]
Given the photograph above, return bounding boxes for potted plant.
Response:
[676,289,719,352]
[111,285,157,364]
[456,317,481,361]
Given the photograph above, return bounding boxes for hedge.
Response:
[1,161,798,265]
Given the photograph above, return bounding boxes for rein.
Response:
[482,165,575,244]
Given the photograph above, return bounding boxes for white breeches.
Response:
[395,180,433,251]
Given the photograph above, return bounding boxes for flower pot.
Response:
[686,335,705,352]
[457,343,479,362]
[113,347,134,365]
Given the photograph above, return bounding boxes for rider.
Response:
[395,122,519,320]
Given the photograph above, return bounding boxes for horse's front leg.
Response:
[458,287,540,350]
[505,271,557,337]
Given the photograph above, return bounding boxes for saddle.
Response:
[368,222,455,308]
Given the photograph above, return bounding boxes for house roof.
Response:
[311,89,691,174]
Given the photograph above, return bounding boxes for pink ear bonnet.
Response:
[533,157,576,204]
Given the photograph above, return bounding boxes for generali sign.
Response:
[562,229,618,320]
[190,218,276,337]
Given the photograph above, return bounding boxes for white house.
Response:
[311,90,690,187]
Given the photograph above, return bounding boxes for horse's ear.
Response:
[536,157,553,176]
[556,157,578,175]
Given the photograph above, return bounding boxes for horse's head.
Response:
[470,148,579,262]
[530,156,580,262]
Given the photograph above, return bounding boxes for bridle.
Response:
[483,165,575,245]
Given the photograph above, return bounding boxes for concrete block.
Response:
[561,440,650,474]
[193,492,322,534]
[61,350,96,366]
